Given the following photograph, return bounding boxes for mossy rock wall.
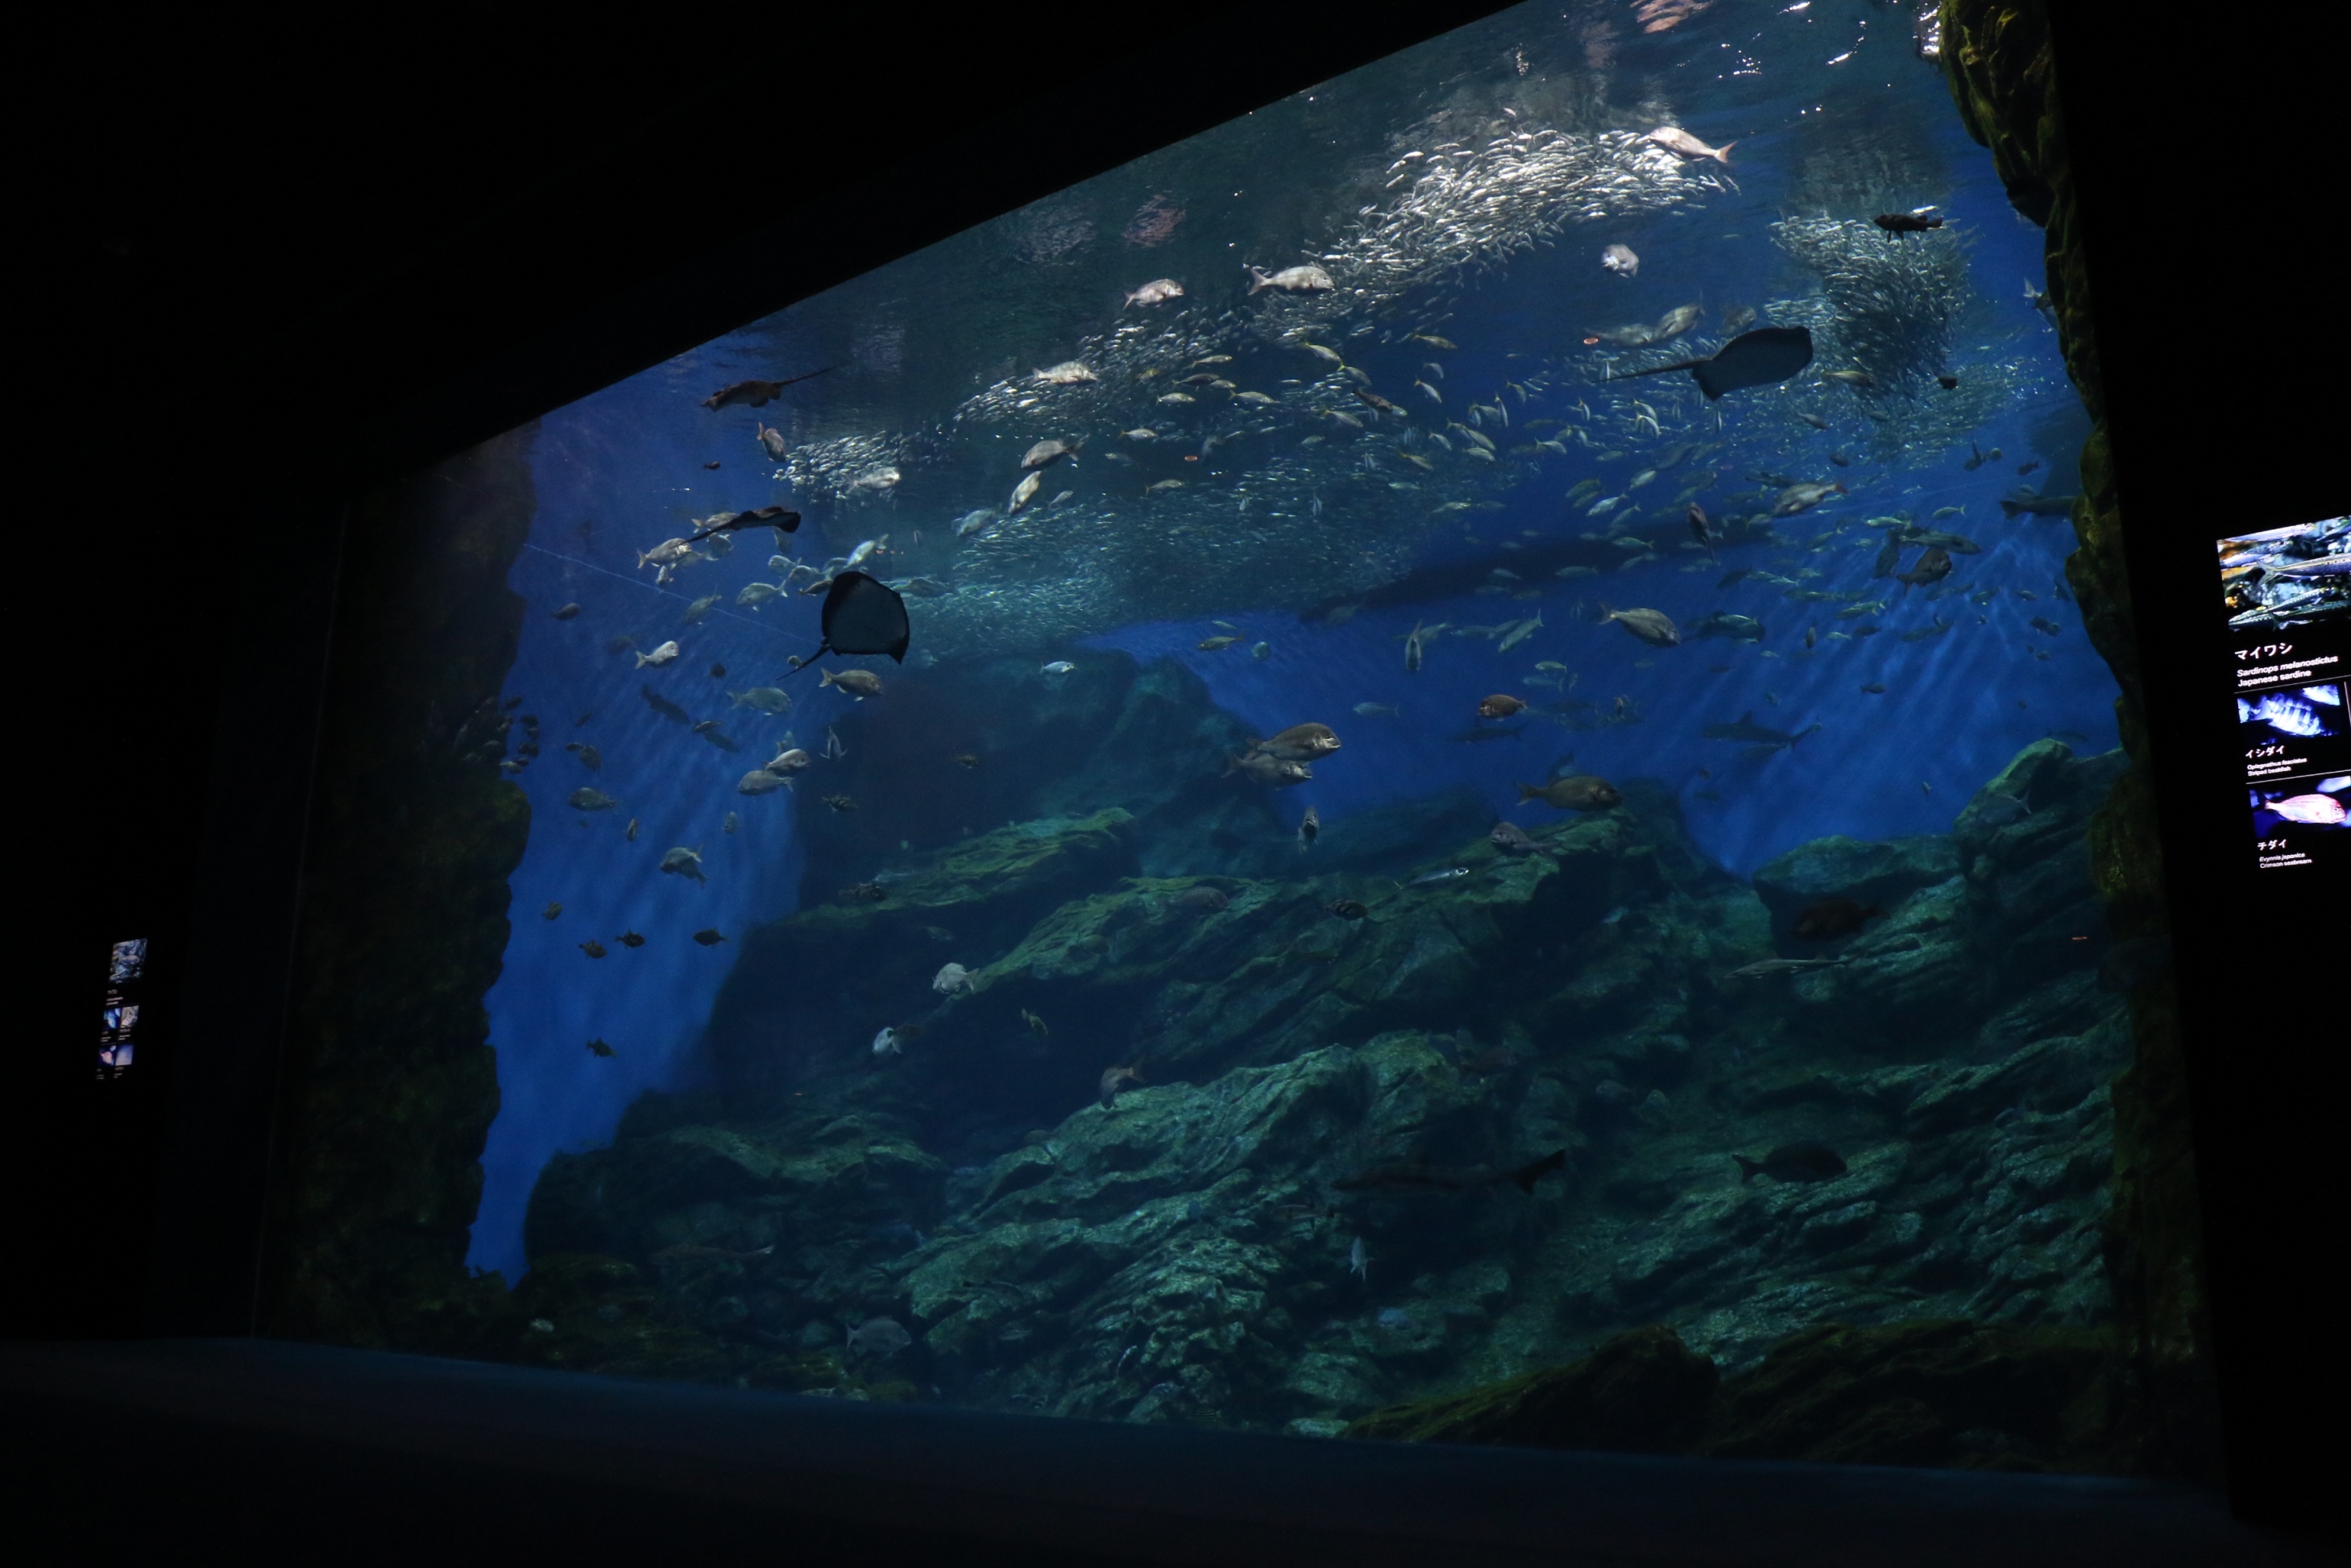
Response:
[260,429,539,1349]
[1941,0,2212,1478]
[1348,1318,2122,1474]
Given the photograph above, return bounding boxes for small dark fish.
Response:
[2030,616,2063,636]
[1327,899,1370,920]
[551,603,582,620]
[586,1039,616,1058]
[1098,1060,1146,1110]
[700,366,837,410]
[1478,694,1528,720]
[1703,711,1816,749]
[1792,898,1882,939]
[616,931,645,948]
[2016,460,2041,476]
[1872,212,1943,234]
[1897,548,1954,589]
[822,794,856,812]
[693,928,728,946]
[1936,375,1959,390]
[1172,886,1229,913]
[641,686,690,724]
[578,940,608,959]
[954,753,982,769]
[1687,502,1713,548]
[1517,775,1621,811]
[1489,821,1542,857]
[1733,1143,1848,1183]
[840,882,887,903]
[1860,682,1887,695]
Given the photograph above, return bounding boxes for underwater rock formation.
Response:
[520,728,2147,1456]
[1344,1324,1719,1454]
[263,429,539,1348]
[1942,0,2212,1478]
[790,653,1285,898]
[1349,1317,2120,1474]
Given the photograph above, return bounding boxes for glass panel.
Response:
[275,0,2216,1476]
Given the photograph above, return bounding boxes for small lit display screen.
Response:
[99,937,146,1079]
[2222,516,2351,871]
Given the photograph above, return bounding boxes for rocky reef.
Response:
[262,429,537,1348]
[513,682,2151,1468]
[1942,0,2212,1477]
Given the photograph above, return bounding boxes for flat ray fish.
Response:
[1614,327,1814,401]
[787,571,910,677]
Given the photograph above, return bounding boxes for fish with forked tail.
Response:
[1596,604,1681,646]
[1640,127,1734,163]
[1516,775,1621,811]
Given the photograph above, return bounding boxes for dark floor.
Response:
[0,1339,2326,1566]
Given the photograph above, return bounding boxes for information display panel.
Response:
[2221,516,2351,872]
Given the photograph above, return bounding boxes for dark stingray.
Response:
[788,571,910,675]
[1612,326,1813,400]
[700,364,840,410]
[686,504,798,544]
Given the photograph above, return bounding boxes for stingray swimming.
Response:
[785,571,912,677]
[1607,326,1814,400]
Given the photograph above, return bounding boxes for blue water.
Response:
[464,0,2117,1280]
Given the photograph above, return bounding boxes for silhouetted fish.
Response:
[786,572,910,677]
[700,365,838,409]
[1612,327,1814,400]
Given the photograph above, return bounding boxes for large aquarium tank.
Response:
[268,0,2215,1476]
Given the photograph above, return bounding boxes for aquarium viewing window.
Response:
[265,0,2218,1481]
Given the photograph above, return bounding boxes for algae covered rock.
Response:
[704,809,1142,1099]
[1346,1324,1718,1453]
[1345,1316,2119,1475]
[1701,1318,2116,1472]
[1752,833,1959,932]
